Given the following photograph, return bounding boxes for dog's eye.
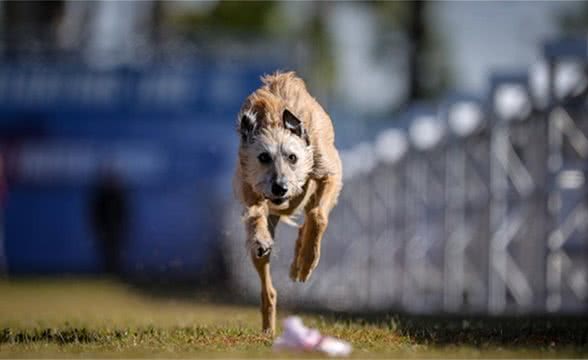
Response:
[258,152,271,164]
[288,154,298,164]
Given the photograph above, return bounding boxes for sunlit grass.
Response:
[0,278,586,358]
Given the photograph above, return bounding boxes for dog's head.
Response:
[238,106,313,208]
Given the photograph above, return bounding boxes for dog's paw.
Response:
[297,257,319,282]
[249,238,273,259]
[289,255,316,282]
[261,326,275,337]
[294,248,320,282]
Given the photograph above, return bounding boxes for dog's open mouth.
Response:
[269,197,288,205]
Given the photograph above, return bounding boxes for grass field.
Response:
[0,278,587,358]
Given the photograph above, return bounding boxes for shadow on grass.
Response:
[0,326,272,348]
[310,311,588,349]
[0,327,105,344]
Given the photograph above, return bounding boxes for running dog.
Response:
[234,71,342,335]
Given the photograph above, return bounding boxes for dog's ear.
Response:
[283,109,310,145]
[238,112,257,142]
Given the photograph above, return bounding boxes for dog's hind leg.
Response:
[292,173,342,282]
[289,225,304,280]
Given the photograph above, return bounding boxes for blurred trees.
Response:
[558,2,588,33]
[1,1,64,54]
[168,1,279,35]
[371,1,450,104]
[0,0,449,111]
[168,1,448,111]
[167,1,334,98]
[1,1,159,62]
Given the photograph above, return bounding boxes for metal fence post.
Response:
[543,38,588,313]
[404,107,447,312]
[369,128,409,310]
[489,74,548,313]
[442,96,490,312]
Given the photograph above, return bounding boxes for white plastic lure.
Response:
[273,316,352,357]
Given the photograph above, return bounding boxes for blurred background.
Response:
[0,0,587,315]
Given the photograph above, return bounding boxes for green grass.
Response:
[0,278,586,358]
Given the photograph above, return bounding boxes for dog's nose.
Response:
[271,182,288,197]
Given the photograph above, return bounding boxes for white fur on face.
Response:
[242,127,313,200]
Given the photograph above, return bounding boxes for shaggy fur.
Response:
[234,71,343,335]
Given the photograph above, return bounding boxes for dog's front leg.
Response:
[244,204,277,335]
[252,253,276,336]
[291,174,342,282]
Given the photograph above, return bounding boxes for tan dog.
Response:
[234,71,342,335]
